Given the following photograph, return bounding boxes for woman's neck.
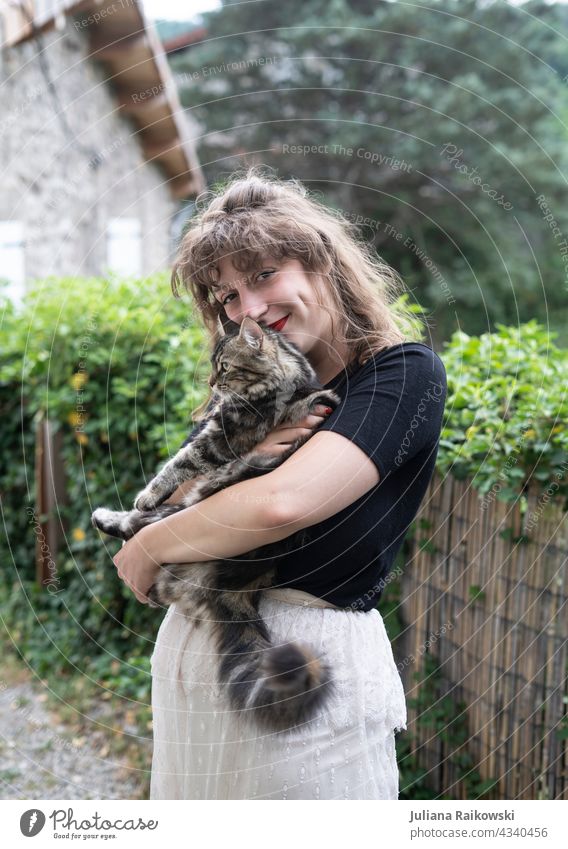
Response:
[310,342,355,386]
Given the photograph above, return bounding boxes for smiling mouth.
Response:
[267,314,290,332]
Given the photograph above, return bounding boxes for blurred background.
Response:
[1,0,567,802]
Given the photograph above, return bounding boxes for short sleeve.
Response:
[318,344,447,479]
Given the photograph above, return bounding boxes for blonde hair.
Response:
[172,167,421,413]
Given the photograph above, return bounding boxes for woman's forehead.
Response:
[217,252,273,275]
[212,253,276,287]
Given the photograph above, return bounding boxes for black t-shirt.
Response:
[181,342,447,612]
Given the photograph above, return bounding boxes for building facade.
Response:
[0,0,204,300]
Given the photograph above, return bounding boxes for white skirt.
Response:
[149,588,407,800]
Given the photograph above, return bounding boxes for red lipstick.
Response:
[268,314,290,332]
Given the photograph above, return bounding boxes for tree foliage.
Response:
[167,0,568,342]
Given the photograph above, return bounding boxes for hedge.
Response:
[0,275,566,696]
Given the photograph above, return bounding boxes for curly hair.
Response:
[171,167,421,413]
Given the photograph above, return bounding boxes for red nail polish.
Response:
[324,407,333,414]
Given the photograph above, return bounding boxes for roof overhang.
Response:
[2,0,205,199]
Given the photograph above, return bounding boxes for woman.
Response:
[113,169,447,800]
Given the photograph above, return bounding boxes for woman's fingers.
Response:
[279,406,331,431]
[313,404,334,417]
[254,406,333,456]
[298,414,325,429]
[278,426,314,440]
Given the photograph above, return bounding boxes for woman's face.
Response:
[211,255,338,368]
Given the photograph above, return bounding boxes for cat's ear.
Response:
[239,316,264,350]
[216,314,227,337]
[218,311,240,337]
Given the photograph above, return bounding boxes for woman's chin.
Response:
[281,330,302,349]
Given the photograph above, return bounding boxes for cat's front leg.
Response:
[92,507,153,540]
[279,389,341,427]
[134,444,211,511]
[92,503,184,539]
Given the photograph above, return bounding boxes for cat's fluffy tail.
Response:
[219,625,332,731]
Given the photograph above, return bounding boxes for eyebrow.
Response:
[211,258,277,292]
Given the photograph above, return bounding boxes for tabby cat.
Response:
[92,316,341,731]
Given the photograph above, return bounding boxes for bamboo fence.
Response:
[400,472,568,800]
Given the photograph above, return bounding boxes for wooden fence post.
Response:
[401,472,568,800]
[34,415,67,588]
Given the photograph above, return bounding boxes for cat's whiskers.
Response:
[224,387,264,418]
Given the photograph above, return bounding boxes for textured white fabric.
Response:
[150,592,407,800]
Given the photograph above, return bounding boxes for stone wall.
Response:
[0,16,178,291]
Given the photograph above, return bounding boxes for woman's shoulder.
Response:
[326,341,446,394]
[361,341,446,373]
[349,342,447,399]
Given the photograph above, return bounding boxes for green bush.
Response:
[438,321,568,508]
[0,273,210,692]
[1,276,566,702]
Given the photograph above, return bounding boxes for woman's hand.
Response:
[253,404,332,457]
[113,526,160,604]
[111,406,332,599]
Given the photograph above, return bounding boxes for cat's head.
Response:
[208,316,313,396]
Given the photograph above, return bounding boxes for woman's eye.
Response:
[220,271,274,305]
[257,270,275,282]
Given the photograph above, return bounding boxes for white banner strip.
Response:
[2,800,568,848]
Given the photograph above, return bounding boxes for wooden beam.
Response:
[168,175,202,199]
[88,31,147,59]
[115,89,170,114]
[141,136,183,160]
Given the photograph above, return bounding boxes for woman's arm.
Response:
[113,346,446,602]
[153,430,379,561]
[112,430,379,602]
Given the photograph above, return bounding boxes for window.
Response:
[1,1,66,47]
[0,220,25,304]
[106,218,142,277]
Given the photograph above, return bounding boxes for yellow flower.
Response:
[70,371,88,391]
[551,425,563,435]
[76,432,89,446]
[523,428,536,439]
[72,528,86,542]
[67,411,83,427]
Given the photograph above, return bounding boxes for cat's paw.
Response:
[134,489,159,511]
[92,507,127,536]
[92,507,112,531]
[310,390,341,411]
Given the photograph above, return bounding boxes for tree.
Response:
[168,0,568,342]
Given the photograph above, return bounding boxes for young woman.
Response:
[112,169,447,800]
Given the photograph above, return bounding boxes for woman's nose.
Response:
[238,288,268,322]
